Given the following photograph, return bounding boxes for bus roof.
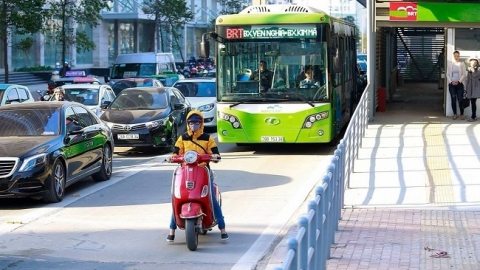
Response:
[217,4,332,25]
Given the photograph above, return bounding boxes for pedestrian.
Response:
[446,50,467,120]
[437,48,445,89]
[465,55,480,121]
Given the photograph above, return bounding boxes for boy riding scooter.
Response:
[166,110,229,241]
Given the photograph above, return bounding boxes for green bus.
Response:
[200,4,358,145]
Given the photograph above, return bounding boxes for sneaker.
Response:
[166,234,175,242]
[453,115,458,120]
[460,115,466,120]
[468,118,477,122]
[221,233,229,241]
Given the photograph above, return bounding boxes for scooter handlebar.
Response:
[169,153,220,164]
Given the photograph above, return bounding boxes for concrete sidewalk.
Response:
[263,83,480,270]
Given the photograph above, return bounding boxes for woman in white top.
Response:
[446,50,467,120]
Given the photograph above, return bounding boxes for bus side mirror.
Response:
[200,33,210,58]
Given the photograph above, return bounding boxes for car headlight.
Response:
[198,103,215,112]
[19,154,47,172]
[146,118,166,129]
[184,151,198,164]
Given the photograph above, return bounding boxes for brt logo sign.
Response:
[389,2,418,21]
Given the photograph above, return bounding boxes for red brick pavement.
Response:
[327,208,480,270]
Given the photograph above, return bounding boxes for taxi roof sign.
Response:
[73,77,96,83]
[65,71,86,77]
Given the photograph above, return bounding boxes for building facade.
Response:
[2,0,232,71]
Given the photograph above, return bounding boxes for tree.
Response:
[217,0,249,14]
[0,0,46,83]
[45,0,110,76]
[142,0,193,63]
[209,0,249,29]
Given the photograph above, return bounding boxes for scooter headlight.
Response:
[184,151,198,164]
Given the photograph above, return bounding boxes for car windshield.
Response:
[112,79,155,95]
[110,89,168,110]
[54,88,100,105]
[111,63,158,79]
[174,82,215,97]
[358,61,367,72]
[0,108,61,136]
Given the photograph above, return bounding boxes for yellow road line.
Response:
[423,124,454,205]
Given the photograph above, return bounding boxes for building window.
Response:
[12,34,36,68]
[76,24,93,65]
[119,23,135,54]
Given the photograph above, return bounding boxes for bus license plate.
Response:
[118,134,139,139]
[261,136,284,142]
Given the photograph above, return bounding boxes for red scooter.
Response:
[169,150,222,251]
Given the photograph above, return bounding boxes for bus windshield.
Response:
[216,40,328,103]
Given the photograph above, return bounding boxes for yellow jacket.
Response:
[173,110,219,166]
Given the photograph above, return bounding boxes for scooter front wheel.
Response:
[185,219,198,251]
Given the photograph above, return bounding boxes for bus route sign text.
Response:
[225,26,317,39]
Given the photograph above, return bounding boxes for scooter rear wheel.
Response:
[185,219,198,251]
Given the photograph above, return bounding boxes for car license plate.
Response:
[261,136,284,142]
[118,134,139,140]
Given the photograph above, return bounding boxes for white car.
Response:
[172,78,217,128]
[49,83,116,116]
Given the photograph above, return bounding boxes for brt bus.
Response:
[200,4,358,145]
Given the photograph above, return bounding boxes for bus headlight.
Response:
[302,111,329,129]
[218,111,242,129]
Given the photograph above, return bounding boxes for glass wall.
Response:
[108,22,115,66]
[139,22,154,53]
[455,28,480,51]
[11,33,36,68]
[173,26,185,62]
[76,24,93,65]
[119,22,135,54]
[194,27,205,58]
[186,26,194,59]
[44,29,61,66]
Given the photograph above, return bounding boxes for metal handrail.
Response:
[274,83,371,270]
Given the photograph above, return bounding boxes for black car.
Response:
[356,61,368,100]
[0,102,114,203]
[99,87,191,150]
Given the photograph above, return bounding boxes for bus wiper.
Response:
[229,97,289,108]
[283,92,315,107]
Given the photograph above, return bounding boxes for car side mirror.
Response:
[68,125,84,135]
[173,103,185,110]
[101,101,111,109]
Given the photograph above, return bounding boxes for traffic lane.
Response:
[0,149,164,233]
[0,142,334,270]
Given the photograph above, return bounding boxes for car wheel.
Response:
[92,144,113,182]
[43,159,66,203]
[170,125,178,152]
